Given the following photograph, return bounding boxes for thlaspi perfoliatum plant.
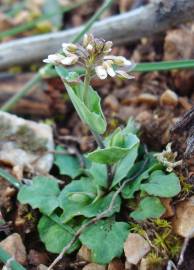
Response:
[18,34,182,265]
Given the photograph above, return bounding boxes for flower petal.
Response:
[104,55,132,66]
[103,61,116,77]
[61,54,79,65]
[43,54,65,64]
[95,65,108,80]
[116,70,134,79]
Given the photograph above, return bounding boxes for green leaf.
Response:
[38,215,80,254]
[59,178,121,223]
[80,219,129,264]
[43,0,62,29]
[122,160,162,199]
[140,170,181,198]
[85,162,108,188]
[87,147,130,164]
[134,60,194,72]
[17,176,60,215]
[111,134,139,187]
[56,66,107,134]
[87,133,139,165]
[130,196,165,221]
[54,145,81,178]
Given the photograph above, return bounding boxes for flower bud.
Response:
[83,33,94,47]
[86,43,94,53]
[62,43,77,54]
[103,41,113,53]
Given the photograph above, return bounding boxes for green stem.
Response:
[83,68,91,106]
[0,247,26,270]
[91,130,105,149]
[0,168,21,189]
[1,0,114,112]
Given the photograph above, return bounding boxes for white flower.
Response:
[104,55,132,66]
[43,54,66,64]
[154,143,182,172]
[95,65,107,80]
[61,54,79,65]
[103,60,116,77]
[43,53,78,66]
[116,70,134,79]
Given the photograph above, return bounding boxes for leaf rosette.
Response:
[59,177,121,223]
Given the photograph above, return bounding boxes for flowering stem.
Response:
[83,68,91,107]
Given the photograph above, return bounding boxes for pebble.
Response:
[172,196,194,237]
[137,93,158,106]
[82,263,106,270]
[0,112,54,174]
[124,233,150,265]
[0,233,27,265]
[160,89,178,107]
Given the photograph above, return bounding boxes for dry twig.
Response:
[1,0,194,68]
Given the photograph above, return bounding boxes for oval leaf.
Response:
[38,215,79,254]
[140,170,181,198]
[130,196,165,221]
[80,219,129,264]
[17,176,60,215]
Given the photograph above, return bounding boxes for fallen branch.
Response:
[0,0,194,69]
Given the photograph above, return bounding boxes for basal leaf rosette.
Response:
[59,177,121,223]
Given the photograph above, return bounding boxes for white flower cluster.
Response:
[43,34,134,80]
[154,143,182,172]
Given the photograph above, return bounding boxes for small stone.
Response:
[139,258,149,270]
[160,90,178,107]
[124,233,150,265]
[137,93,158,106]
[82,263,106,270]
[124,261,133,270]
[108,259,124,270]
[0,233,27,265]
[172,196,194,237]
[37,265,48,270]
[104,95,119,112]
[77,245,91,262]
[0,111,54,174]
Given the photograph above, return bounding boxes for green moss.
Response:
[15,125,47,153]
